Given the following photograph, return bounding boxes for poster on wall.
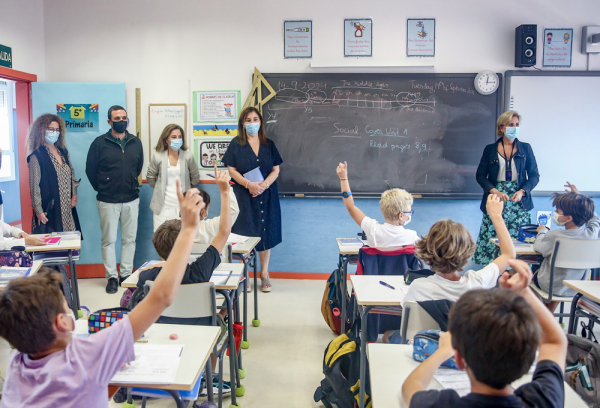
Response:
[193,123,238,137]
[56,103,99,132]
[194,136,233,177]
[344,18,372,57]
[407,18,435,57]
[284,20,312,58]
[543,28,573,67]
[193,91,241,123]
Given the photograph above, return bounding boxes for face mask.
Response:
[552,211,567,227]
[245,122,261,135]
[63,312,76,334]
[403,214,412,226]
[170,139,183,151]
[45,131,59,144]
[111,120,128,133]
[505,126,519,140]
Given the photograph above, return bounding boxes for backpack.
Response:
[566,333,600,408]
[321,262,350,335]
[314,322,372,408]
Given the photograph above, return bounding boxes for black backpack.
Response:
[314,322,372,408]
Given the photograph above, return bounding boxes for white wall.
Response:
[42,0,600,175]
[0,0,45,79]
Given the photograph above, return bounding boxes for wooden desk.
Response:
[27,236,82,317]
[351,275,408,408]
[122,263,244,290]
[489,238,540,256]
[563,280,600,335]
[75,320,220,408]
[368,343,587,408]
[0,261,43,290]
[336,238,365,334]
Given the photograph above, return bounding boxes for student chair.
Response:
[192,243,233,263]
[399,301,441,344]
[529,238,600,325]
[126,282,230,408]
[353,245,423,342]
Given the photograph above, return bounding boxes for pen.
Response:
[135,340,148,343]
[207,173,234,185]
[379,281,395,290]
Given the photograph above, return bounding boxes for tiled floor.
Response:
[76,278,335,408]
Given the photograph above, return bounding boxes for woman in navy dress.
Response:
[222,107,283,292]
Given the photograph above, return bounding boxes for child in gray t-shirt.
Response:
[534,182,599,308]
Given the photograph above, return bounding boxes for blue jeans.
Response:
[387,330,403,344]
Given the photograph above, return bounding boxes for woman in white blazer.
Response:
[147,124,200,231]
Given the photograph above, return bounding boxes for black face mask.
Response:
[111,120,127,133]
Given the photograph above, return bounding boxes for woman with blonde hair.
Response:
[27,114,81,235]
[147,124,200,231]
[473,110,539,265]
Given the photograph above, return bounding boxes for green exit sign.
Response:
[0,45,12,69]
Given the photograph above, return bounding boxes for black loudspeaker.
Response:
[515,24,537,67]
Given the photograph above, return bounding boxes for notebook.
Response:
[338,238,364,246]
[111,344,184,384]
[210,270,233,286]
[0,267,32,282]
[243,167,264,183]
[227,233,250,244]
[44,236,62,245]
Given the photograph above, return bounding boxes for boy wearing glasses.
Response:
[336,161,418,247]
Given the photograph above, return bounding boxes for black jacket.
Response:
[85,130,143,203]
[475,138,540,213]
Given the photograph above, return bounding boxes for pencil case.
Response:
[518,224,539,243]
[413,330,458,369]
[88,307,129,334]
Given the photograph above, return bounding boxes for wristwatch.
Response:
[341,191,352,198]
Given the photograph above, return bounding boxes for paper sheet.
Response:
[210,270,232,285]
[111,344,184,384]
[433,368,471,397]
[227,233,250,244]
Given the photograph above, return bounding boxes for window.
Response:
[0,80,16,181]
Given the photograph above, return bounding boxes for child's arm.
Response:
[533,229,555,257]
[402,331,455,406]
[504,260,568,370]
[229,185,240,224]
[487,194,516,272]
[336,161,366,227]
[127,180,202,340]
[208,170,232,254]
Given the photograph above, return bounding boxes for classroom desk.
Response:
[490,238,540,257]
[367,343,587,408]
[0,261,43,290]
[337,238,365,334]
[27,235,81,317]
[351,275,408,408]
[74,320,220,408]
[564,280,600,335]
[122,263,245,406]
[231,236,261,346]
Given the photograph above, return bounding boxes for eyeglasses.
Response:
[47,127,60,132]
[402,210,414,215]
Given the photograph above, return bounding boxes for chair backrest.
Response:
[357,245,422,276]
[191,242,233,262]
[551,239,600,270]
[400,301,440,343]
[143,281,217,322]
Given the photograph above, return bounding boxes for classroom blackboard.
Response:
[262,73,502,197]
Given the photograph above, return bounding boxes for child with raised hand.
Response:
[402,259,567,408]
[336,161,418,247]
[0,179,203,407]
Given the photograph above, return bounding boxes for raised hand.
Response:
[486,193,504,218]
[215,165,230,193]
[564,181,580,194]
[499,259,533,295]
[336,161,348,179]
[176,179,203,229]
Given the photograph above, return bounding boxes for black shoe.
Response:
[106,278,118,294]
[118,275,129,286]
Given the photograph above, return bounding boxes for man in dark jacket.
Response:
[86,105,143,294]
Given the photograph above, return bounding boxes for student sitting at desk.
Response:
[336,161,418,247]
[383,195,515,344]
[0,179,206,407]
[533,181,600,311]
[194,183,239,244]
[402,260,567,408]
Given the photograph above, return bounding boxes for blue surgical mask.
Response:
[245,122,261,135]
[45,131,59,144]
[505,127,519,140]
[170,139,183,151]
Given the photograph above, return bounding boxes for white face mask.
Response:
[552,211,567,227]
[63,312,76,334]
[403,214,412,226]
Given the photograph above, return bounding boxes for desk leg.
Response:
[206,360,214,402]
[241,255,249,343]
[68,250,81,316]
[217,289,240,405]
[234,286,245,377]
[568,292,583,335]
[252,249,259,325]
[164,390,186,408]
[340,255,350,334]
[359,304,372,408]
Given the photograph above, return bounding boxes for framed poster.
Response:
[407,18,435,57]
[543,28,573,68]
[193,90,241,123]
[193,136,233,173]
[284,20,312,58]
[344,18,372,57]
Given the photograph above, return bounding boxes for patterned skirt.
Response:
[473,181,531,266]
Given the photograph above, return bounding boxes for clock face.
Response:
[475,72,499,95]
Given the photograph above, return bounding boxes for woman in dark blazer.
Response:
[27,114,81,235]
[473,110,539,265]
